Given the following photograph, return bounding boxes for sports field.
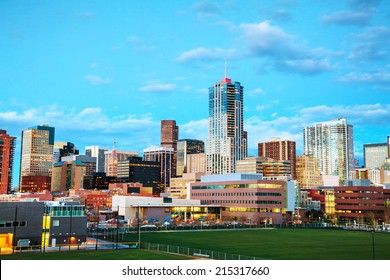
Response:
[1,228,389,260]
[129,228,390,260]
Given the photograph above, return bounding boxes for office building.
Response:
[303,117,354,182]
[117,156,161,195]
[61,155,96,177]
[53,142,79,163]
[236,156,292,179]
[334,179,390,223]
[206,75,246,174]
[168,172,203,199]
[85,146,107,173]
[161,120,179,178]
[363,137,390,169]
[186,153,206,174]
[0,130,16,194]
[176,139,204,176]
[51,161,86,192]
[104,149,138,177]
[143,146,174,194]
[296,155,322,189]
[258,138,296,179]
[19,125,55,192]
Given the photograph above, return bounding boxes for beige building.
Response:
[51,161,86,192]
[186,153,206,173]
[167,172,203,199]
[236,156,291,178]
[296,155,322,189]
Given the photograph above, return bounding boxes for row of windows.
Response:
[200,200,282,205]
[192,183,282,190]
[193,192,281,197]
[0,221,27,228]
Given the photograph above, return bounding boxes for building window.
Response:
[52,220,60,227]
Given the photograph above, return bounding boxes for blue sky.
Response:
[1,0,390,186]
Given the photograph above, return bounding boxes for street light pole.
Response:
[372,230,376,260]
[137,206,141,249]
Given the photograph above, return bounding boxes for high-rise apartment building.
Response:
[363,137,390,169]
[176,139,204,176]
[206,75,246,174]
[161,120,178,178]
[20,125,55,192]
[143,146,174,194]
[0,130,16,194]
[85,146,107,172]
[258,137,296,179]
[303,117,354,182]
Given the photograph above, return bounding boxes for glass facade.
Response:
[303,117,354,182]
[206,77,246,174]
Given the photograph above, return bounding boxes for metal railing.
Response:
[141,242,267,260]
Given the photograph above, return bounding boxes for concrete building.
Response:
[190,174,288,224]
[0,130,16,194]
[51,161,86,192]
[112,195,219,225]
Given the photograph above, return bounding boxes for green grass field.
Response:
[0,248,194,260]
[1,228,389,260]
[132,228,390,260]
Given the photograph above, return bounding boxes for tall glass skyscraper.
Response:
[206,75,246,174]
[303,117,354,182]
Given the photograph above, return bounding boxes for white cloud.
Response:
[321,10,372,26]
[85,74,112,85]
[338,71,390,85]
[139,83,177,93]
[192,1,221,17]
[176,47,236,63]
[237,21,335,75]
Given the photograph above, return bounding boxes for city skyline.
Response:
[1,1,390,187]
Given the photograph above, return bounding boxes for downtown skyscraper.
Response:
[206,75,246,174]
[303,117,354,182]
[19,125,55,192]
